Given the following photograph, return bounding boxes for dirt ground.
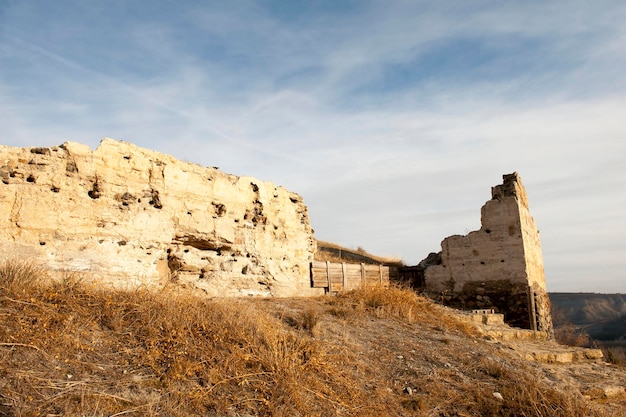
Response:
[258,295,626,416]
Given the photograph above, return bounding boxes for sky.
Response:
[1,1,625,293]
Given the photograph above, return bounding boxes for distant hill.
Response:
[550,293,626,341]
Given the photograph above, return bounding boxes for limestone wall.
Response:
[0,138,322,297]
[423,173,553,334]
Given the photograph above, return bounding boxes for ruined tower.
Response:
[422,173,553,335]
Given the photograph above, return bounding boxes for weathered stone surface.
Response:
[423,173,553,335]
[0,138,322,297]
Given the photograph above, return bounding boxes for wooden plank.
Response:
[361,263,365,286]
[311,261,328,269]
[311,277,329,287]
[310,261,394,290]
[310,262,328,288]
[326,261,331,289]
[388,266,399,281]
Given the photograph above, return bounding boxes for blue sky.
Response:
[1,1,625,292]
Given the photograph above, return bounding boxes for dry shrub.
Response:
[417,360,613,417]
[477,357,509,379]
[332,284,478,336]
[0,259,45,294]
[555,324,593,347]
[599,342,626,366]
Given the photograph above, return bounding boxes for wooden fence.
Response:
[310,261,398,292]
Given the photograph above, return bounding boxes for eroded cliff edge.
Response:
[0,138,321,297]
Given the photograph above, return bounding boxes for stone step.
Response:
[517,345,604,364]
[469,310,505,325]
[582,385,626,400]
[481,328,550,342]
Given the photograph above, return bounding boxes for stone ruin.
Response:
[0,139,323,297]
[416,173,554,335]
[0,139,554,334]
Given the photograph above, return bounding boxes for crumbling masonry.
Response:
[0,139,321,298]
[420,173,554,336]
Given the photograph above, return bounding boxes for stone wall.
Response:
[0,139,322,297]
[422,173,554,335]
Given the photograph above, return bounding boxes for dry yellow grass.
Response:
[0,260,621,416]
[315,240,404,265]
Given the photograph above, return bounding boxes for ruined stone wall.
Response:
[423,173,553,335]
[0,139,322,297]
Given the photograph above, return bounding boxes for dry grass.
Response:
[555,324,594,347]
[0,261,620,416]
[315,240,404,265]
[598,342,626,366]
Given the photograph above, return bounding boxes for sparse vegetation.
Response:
[598,341,626,366]
[0,261,622,416]
[552,295,625,367]
[315,240,404,265]
[554,324,593,347]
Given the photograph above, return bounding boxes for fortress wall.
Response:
[424,173,553,334]
[0,138,322,297]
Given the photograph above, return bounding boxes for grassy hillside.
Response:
[0,261,623,416]
[551,293,626,340]
[550,293,626,327]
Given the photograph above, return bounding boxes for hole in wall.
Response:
[149,189,162,209]
[26,175,36,183]
[39,241,46,246]
[88,181,101,199]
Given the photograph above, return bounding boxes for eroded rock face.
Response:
[423,173,554,335]
[0,138,322,297]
